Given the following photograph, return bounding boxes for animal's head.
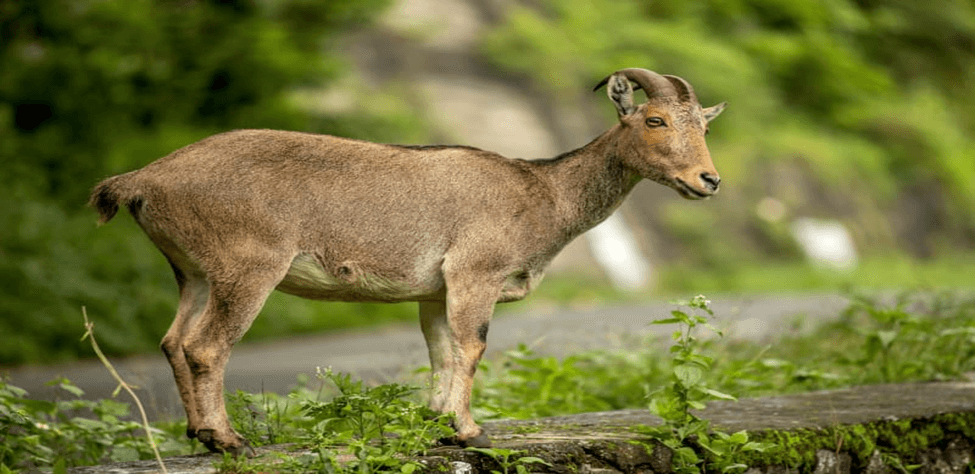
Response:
[595,68,726,199]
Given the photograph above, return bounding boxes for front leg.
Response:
[441,272,500,448]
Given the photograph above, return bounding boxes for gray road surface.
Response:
[2,292,849,420]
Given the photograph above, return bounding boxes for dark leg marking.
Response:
[477,322,489,343]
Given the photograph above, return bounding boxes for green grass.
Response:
[477,289,975,419]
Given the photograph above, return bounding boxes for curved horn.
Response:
[663,75,698,104]
[593,68,677,99]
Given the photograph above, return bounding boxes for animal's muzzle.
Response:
[700,172,720,193]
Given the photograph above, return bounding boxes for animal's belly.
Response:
[498,268,544,303]
[276,253,443,303]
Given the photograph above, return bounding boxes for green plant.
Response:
[0,309,196,471]
[293,368,452,473]
[635,295,770,473]
[649,296,733,425]
[226,387,304,447]
[214,368,455,473]
[0,377,190,471]
[474,346,617,419]
[81,307,170,472]
[477,291,975,427]
[466,447,552,474]
[839,291,975,384]
[213,450,264,474]
[473,342,668,422]
[698,430,774,473]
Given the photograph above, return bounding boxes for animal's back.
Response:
[90,130,560,301]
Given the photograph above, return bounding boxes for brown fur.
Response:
[89,69,725,454]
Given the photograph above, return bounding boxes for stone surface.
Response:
[484,378,975,436]
[812,449,851,474]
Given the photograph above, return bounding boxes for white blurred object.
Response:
[586,213,652,290]
[789,218,858,271]
[450,462,473,474]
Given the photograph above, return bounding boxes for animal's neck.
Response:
[531,128,642,239]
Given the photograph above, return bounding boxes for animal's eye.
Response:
[645,117,666,128]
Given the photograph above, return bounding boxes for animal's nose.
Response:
[700,172,721,192]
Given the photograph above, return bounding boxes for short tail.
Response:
[89,175,140,224]
[89,178,122,224]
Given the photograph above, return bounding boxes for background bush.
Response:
[0,0,422,364]
[482,0,975,265]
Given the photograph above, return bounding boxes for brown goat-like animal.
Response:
[89,68,725,454]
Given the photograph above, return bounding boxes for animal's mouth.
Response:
[674,178,713,200]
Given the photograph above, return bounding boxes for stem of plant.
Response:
[81,306,169,474]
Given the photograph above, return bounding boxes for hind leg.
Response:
[419,300,453,413]
[159,261,210,441]
[181,257,289,455]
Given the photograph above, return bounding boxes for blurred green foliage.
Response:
[482,0,975,264]
[0,0,428,365]
[2,0,394,204]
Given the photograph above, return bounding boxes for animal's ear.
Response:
[703,102,727,123]
[605,73,636,117]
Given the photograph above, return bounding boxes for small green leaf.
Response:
[877,330,897,348]
[59,381,84,398]
[674,364,703,387]
[688,354,714,367]
[742,441,775,452]
[701,388,737,401]
[653,318,682,325]
[466,446,503,457]
[70,417,109,431]
[722,463,748,472]
[517,456,552,466]
[728,430,748,444]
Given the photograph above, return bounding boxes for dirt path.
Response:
[3,292,849,420]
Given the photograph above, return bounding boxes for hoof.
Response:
[460,432,492,448]
[196,429,255,457]
[456,432,492,448]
